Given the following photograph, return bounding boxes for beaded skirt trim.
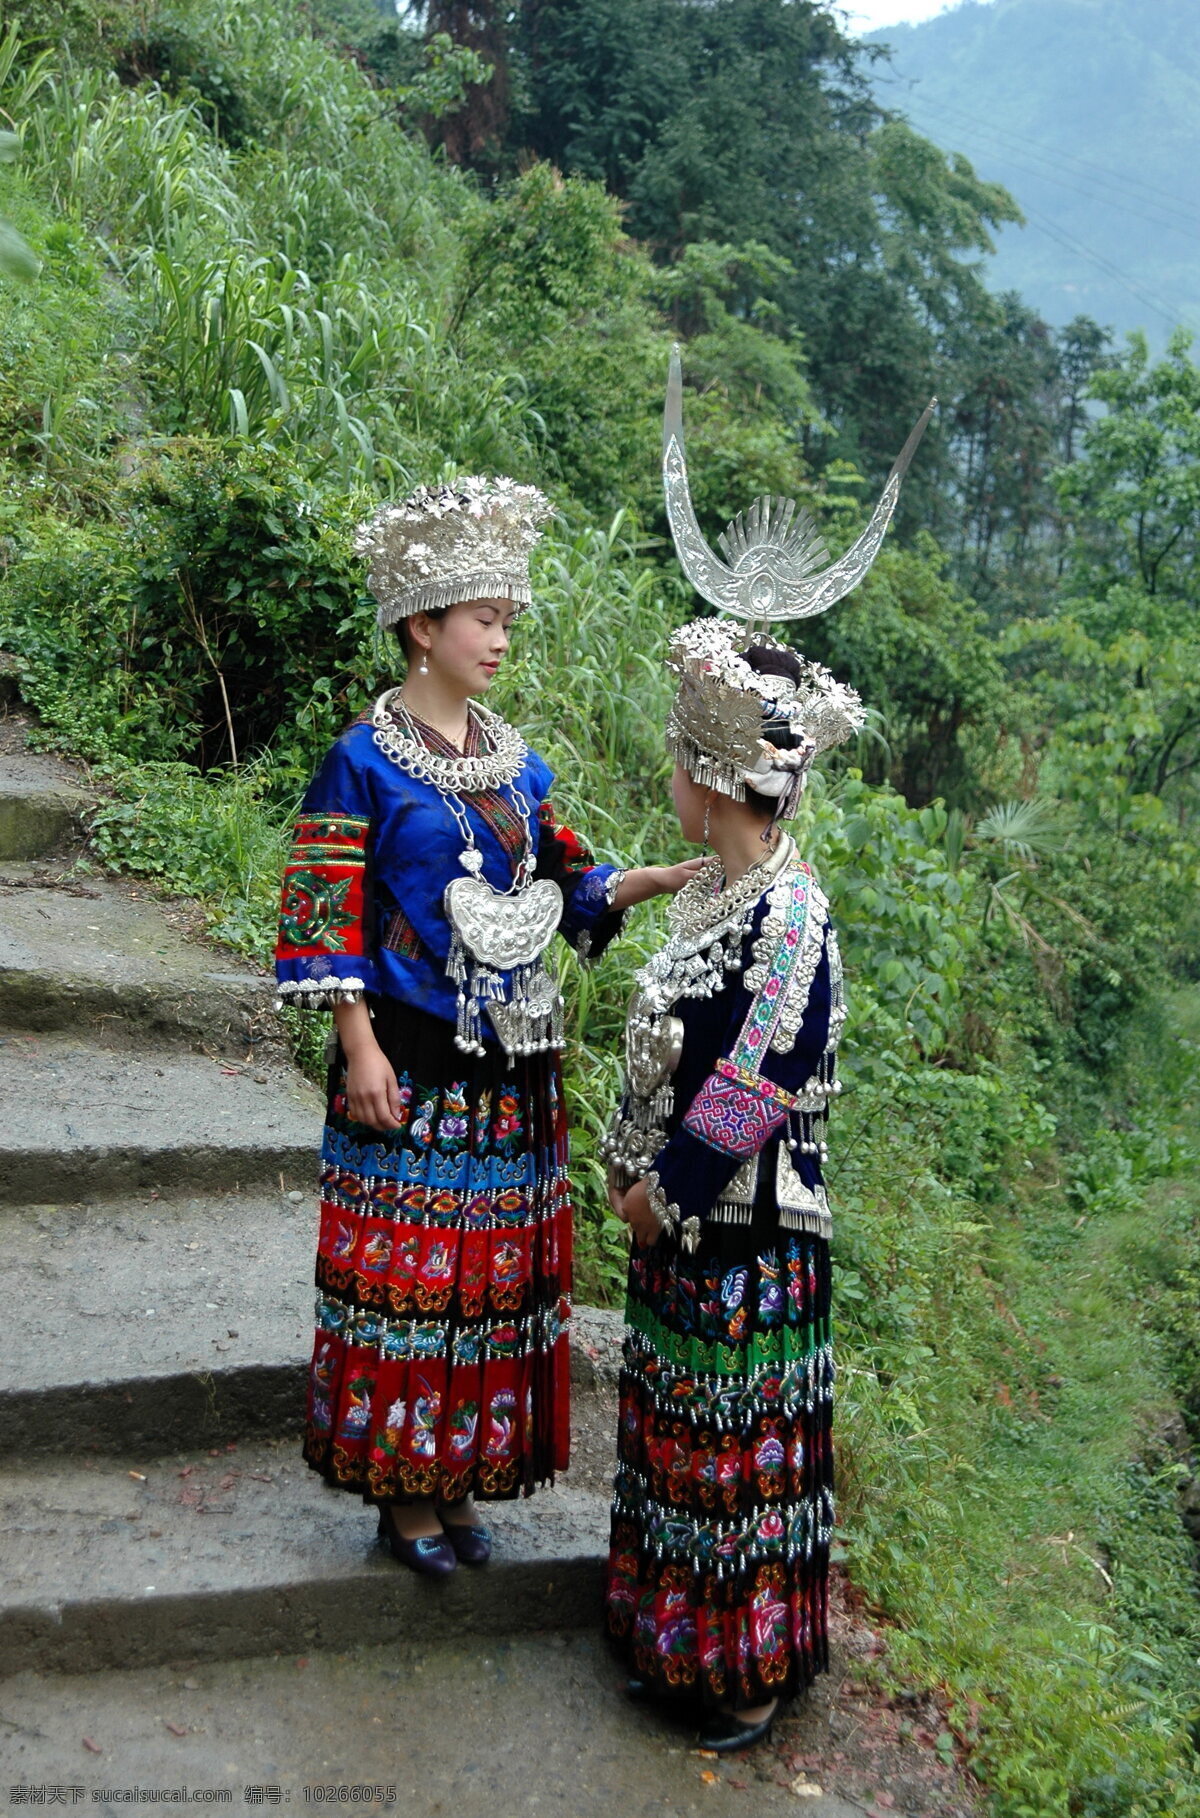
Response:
[606,1228,833,1707]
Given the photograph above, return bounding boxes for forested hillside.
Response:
[1,1,1199,1811]
[867,0,1200,343]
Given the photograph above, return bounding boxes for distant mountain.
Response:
[866,0,1200,346]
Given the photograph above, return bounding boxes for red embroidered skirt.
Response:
[606,1213,833,1709]
[302,998,572,1502]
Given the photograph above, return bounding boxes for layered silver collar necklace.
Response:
[632,832,796,1019]
[370,689,564,1060]
[371,688,527,796]
[666,831,795,949]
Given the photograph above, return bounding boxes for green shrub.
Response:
[0,439,378,771]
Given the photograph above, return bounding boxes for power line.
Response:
[913,105,1200,243]
[875,93,1194,329]
[898,86,1200,233]
[1014,202,1185,332]
[923,88,1200,224]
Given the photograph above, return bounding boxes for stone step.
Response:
[0,1630,867,1817]
[0,1181,626,1461]
[0,1437,612,1676]
[0,1190,315,1455]
[0,744,97,860]
[0,1035,323,1202]
[0,864,276,1052]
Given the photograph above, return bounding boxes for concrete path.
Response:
[1,1631,872,1818]
[0,860,277,1048]
[0,1436,610,1675]
[0,739,95,859]
[0,1191,315,1452]
[0,1034,321,1198]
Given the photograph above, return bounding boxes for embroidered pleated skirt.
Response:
[302,998,572,1502]
[605,1185,834,1708]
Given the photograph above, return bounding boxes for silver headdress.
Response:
[662,349,934,809]
[666,621,865,817]
[356,475,553,628]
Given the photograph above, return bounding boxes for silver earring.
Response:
[702,797,712,848]
[418,650,429,675]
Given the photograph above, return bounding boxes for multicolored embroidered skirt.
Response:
[303,998,572,1503]
[605,1203,833,1709]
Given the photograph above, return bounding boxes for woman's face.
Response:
[418,597,518,696]
[671,763,710,845]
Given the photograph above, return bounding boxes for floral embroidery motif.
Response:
[734,870,820,1067]
[307,1057,572,1507]
[278,812,369,956]
[683,1072,787,1157]
[491,1086,524,1154]
[435,1083,470,1152]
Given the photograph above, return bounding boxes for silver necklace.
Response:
[633,834,795,1017]
[369,690,564,1059]
[601,835,797,1177]
[371,689,527,794]
[668,833,794,945]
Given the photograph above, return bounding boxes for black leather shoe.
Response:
[697,1702,779,1754]
[376,1508,457,1577]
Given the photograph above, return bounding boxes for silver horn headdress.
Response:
[661,349,935,811]
[663,348,936,631]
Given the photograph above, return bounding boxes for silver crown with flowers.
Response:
[356,475,553,628]
[662,348,935,805]
[666,621,866,810]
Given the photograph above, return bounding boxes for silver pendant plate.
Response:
[444,876,563,971]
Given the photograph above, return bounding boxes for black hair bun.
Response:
[744,642,804,686]
[743,641,805,750]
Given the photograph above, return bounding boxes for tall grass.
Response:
[5,0,542,486]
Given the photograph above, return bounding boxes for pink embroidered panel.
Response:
[682,1071,788,1158]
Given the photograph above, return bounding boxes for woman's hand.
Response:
[334,998,404,1129]
[620,1178,664,1248]
[652,857,705,895]
[612,858,704,911]
[344,1044,404,1129]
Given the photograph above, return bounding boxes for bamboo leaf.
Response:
[227,388,250,436]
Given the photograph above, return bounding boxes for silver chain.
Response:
[371,688,527,791]
[375,691,535,889]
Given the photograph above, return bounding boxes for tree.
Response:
[414,1,510,172]
[505,0,1021,531]
[1056,329,1200,601]
[1012,333,1200,825]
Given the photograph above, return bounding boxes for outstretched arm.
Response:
[611,859,703,910]
[535,796,700,959]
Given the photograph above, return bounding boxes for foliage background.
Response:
[1,1,1199,1811]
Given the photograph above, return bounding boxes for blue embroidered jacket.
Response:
[275,719,624,1034]
[649,861,842,1239]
